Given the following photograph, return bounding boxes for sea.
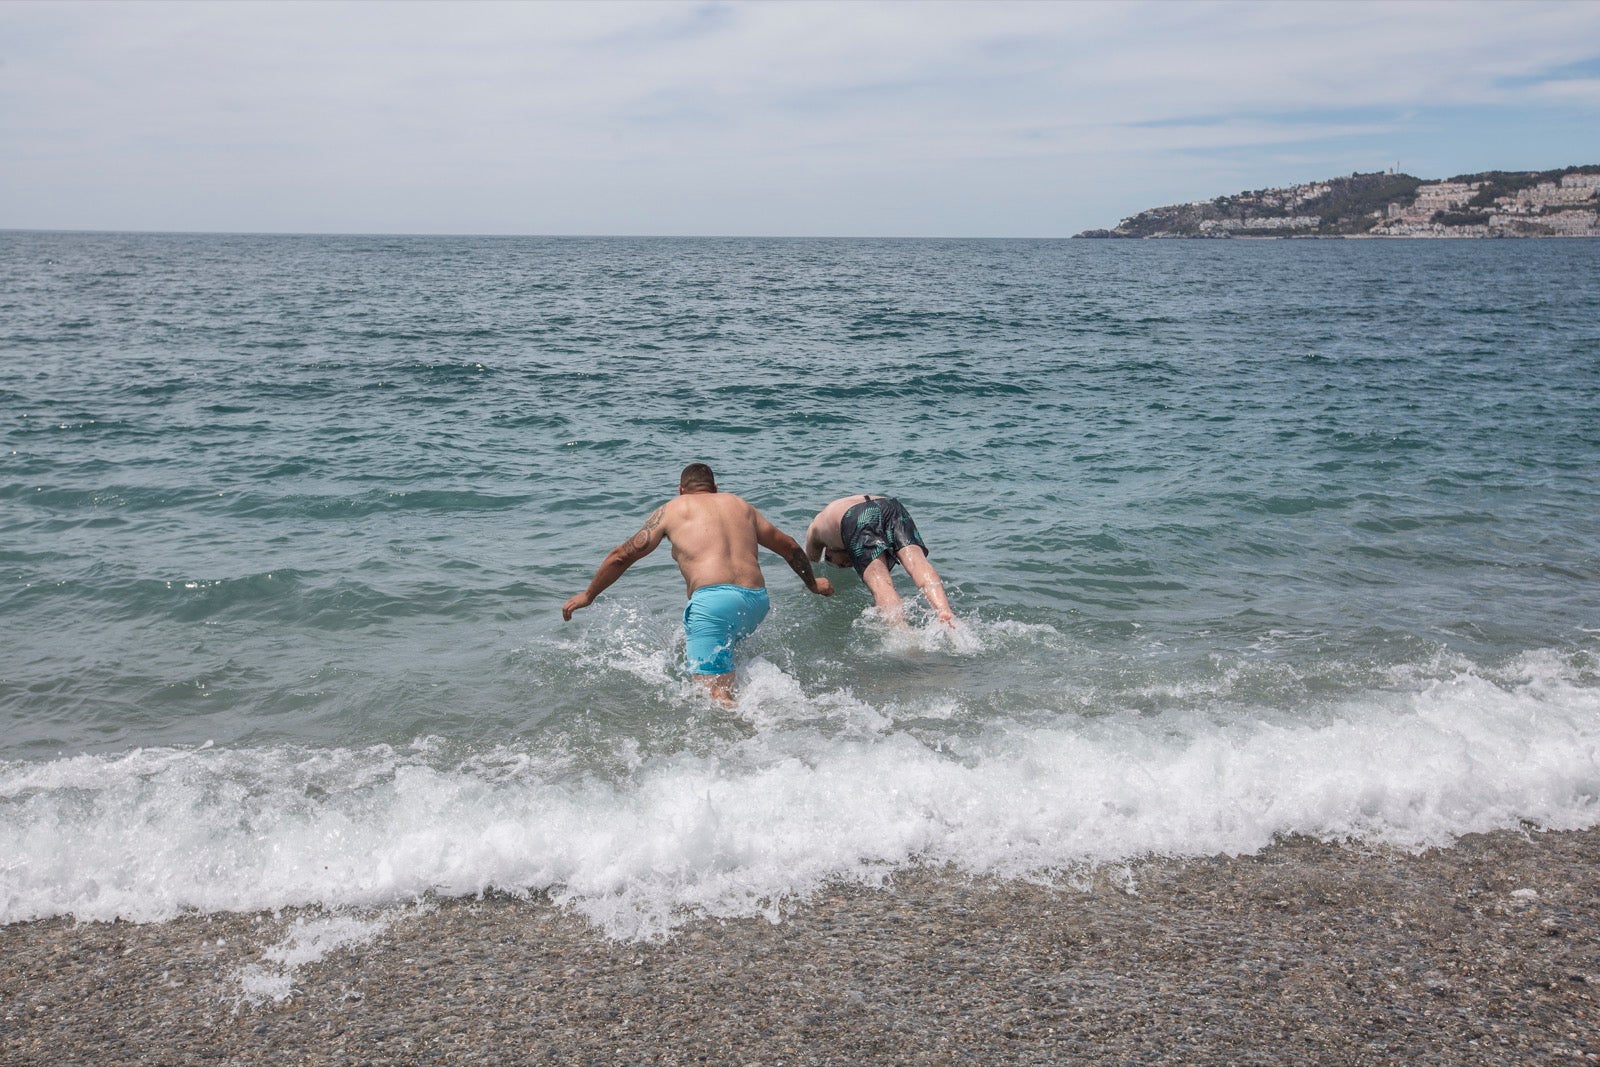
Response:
[3,231,1598,941]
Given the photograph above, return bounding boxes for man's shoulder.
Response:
[665,492,754,517]
[718,492,761,521]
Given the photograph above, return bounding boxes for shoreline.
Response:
[3,828,1597,1065]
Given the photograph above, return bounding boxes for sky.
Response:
[3,0,1599,237]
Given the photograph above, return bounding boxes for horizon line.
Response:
[1,227,1081,241]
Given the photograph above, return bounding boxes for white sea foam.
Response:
[234,912,399,1005]
[2,650,1597,940]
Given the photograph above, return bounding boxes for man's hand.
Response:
[562,592,593,621]
[813,576,835,597]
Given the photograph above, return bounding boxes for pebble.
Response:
[1,829,1597,1065]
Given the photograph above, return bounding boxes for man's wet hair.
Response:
[680,463,717,492]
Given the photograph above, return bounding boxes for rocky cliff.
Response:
[1077,166,1600,238]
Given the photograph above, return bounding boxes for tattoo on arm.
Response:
[784,545,818,588]
[619,507,665,560]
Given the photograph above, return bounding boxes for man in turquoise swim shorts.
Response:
[563,463,833,704]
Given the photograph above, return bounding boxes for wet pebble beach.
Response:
[3,828,1597,1066]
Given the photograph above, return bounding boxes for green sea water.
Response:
[2,232,1597,935]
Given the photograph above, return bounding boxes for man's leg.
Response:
[894,545,956,625]
[859,557,907,624]
[693,672,737,706]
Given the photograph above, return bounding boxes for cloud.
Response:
[2,0,1597,235]
[1524,77,1600,107]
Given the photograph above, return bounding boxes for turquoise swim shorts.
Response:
[682,584,770,675]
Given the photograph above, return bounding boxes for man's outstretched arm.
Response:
[756,516,833,597]
[562,506,667,620]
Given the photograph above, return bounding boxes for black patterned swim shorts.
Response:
[838,496,929,576]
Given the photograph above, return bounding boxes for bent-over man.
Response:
[805,494,955,626]
[563,463,833,704]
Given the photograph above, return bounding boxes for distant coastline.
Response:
[1077,165,1600,239]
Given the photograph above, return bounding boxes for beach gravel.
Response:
[3,828,1597,1065]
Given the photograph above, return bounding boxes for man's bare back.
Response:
[564,490,809,610]
[805,495,868,559]
[659,491,770,594]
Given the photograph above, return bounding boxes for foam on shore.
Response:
[4,648,1597,939]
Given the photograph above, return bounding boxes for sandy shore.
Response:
[3,828,1597,1066]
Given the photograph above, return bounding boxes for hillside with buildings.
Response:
[1077,166,1600,238]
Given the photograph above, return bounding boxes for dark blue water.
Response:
[3,232,1598,936]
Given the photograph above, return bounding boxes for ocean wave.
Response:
[3,650,1595,939]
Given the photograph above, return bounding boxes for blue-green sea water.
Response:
[3,232,1598,938]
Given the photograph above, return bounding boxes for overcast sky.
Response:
[4,0,1599,237]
